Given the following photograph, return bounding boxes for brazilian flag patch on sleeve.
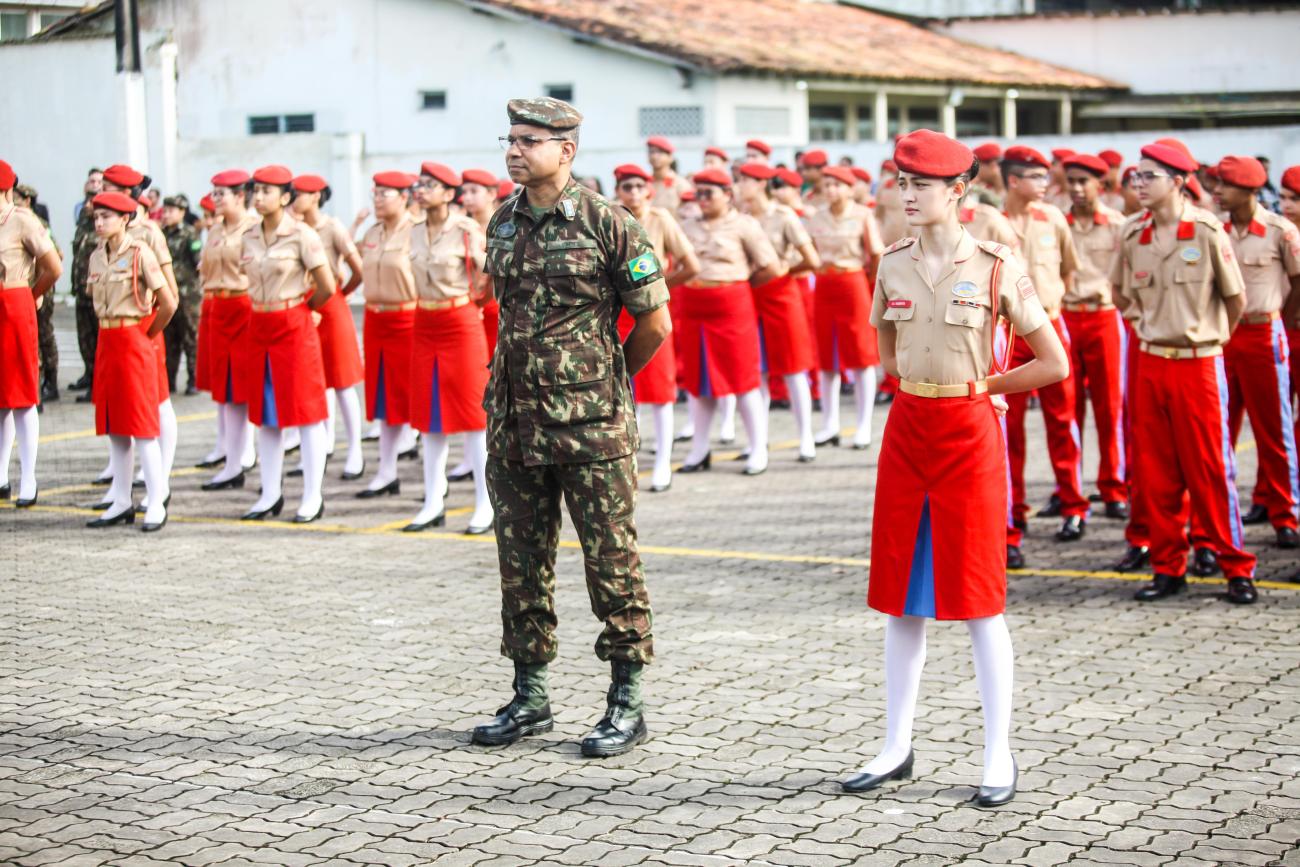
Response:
[627,252,660,281]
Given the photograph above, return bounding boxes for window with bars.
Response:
[809,105,846,142]
[545,84,574,104]
[420,90,446,110]
[0,12,27,42]
[248,114,316,135]
[639,106,703,138]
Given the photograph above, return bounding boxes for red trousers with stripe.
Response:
[1228,320,1299,530]
[1063,308,1127,505]
[1134,354,1255,580]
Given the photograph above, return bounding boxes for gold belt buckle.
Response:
[1162,347,1180,359]
[915,382,940,398]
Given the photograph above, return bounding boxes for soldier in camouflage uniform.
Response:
[161,195,203,394]
[70,189,99,401]
[470,97,673,758]
[14,185,60,403]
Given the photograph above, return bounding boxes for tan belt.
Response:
[899,379,989,399]
[1062,302,1116,313]
[367,301,417,313]
[1,284,30,292]
[690,280,745,288]
[99,316,143,329]
[252,297,305,313]
[1241,311,1281,325]
[205,288,247,299]
[1139,341,1222,360]
[817,266,864,275]
[417,295,472,311]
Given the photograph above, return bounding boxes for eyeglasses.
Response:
[498,134,566,151]
[1015,173,1050,185]
[210,189,229,199]
[1129,171,1172,186]
[694,188,724,199]
[412,180,445,191]
[617,182,647,192]
[372,188,403,199]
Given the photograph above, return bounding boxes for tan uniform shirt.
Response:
[1100,190,1126,214]
[0,204,54,287]
[651,174,692,215]
[1004,202,1078,317]
[1065,203,1125,307]
[1110,202,1246,347]
[807,203,881,270]
[638,206,694,267]
[1224,205,1300,316]
[360,213,417,306]
[755,200,812,268]
[87,236,166,319]
[308,214,359,287]
[129,217,172,269]
[871,232,1050,386]
[200,213,258,291]
[959,203,1020,251]
[409,213,486,302]
[240,216,329,306]
[681,209,777,283]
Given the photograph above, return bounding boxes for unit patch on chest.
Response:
[952,281,978,298]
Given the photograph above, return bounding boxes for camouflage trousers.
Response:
[165,291,201,391]
[74,289,97,379]
[487,453,653,665]
[36,295,57,386]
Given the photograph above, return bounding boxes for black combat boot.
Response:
[471,661,553,746]
[581,660,647,758]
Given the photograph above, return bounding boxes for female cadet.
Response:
[677,169,784,477]
[806,164,885,450]
[844,130,1067,806]
[84,191,177,531]
[290,174,367,481]
[613,163,701,492]
[198,170,260,490]
[736,162,821,461]
[404,162,493,534]
[358,171,419,498]
[0,159,61,507]
[238,165,335,523]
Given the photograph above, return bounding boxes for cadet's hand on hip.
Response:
[991,394,1008,417]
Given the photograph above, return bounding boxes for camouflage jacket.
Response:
[484,179,669,466]
[70,204,96,291]
[163,221,202,297]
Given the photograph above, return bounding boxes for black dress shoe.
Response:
[1088,493,1104,503]
[14,490,38,508]
[742,463,767,477]
[402,512,446,532]
[815,433,841,447]
[718,436,735,446]
[464,519,493,536]
[1225,577,1258,605]
[399,446,419,461]
[1037,494,1063,518]
[1277,527,1299,549]
[1006,545,1025,570]
[194,455,225,469]
[87,507,135,528]
[141,512,168,533]
[446,467,473,482]
[1012,517,1028,532]
[241,497,285,521]
[133,494,171,515]
[797,453,815,463]
[286,466,304,478]
[1114,545,1150,573]
[185,385,199,396]
[649,481,671,493]
[91,500,111,511]
[75,392,93,403]
[1190,547,1220,578]
[1241,503,1269,525]
[356,479,400,498]
[41,383,60,403]
[1055,515,1085,542]
[340,461,367,481]
[201,471,245,492]
[1104,501,1129,520]
[293,502,324,524]
[1134,573,1186,602]
[131,479,145,490]
[679,453,711,474]
[0,483,9,500]
[874,391,894,405]
[69,374,91,391]
[975,760,1018,808]
[841,750,914,793]
[673,432,693,443]
[92,475,111,486]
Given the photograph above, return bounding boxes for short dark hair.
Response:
[999,159,1043,185]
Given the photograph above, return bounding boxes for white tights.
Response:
[646,402,674,489]
[685,389,767,473]
[366,421,404,490]
[818,366,878,447]
[333,387,364,476]
[0,407,37,500]
[105,434,166,524]
[251,422,327,517]
[210,403,251,485]
[414,430,492,528]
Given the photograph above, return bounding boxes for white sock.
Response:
[211,403,250,484]
[251,425,284,512]
[447,436,471,478]
[157,399,178,478]
[13,406,38,500]
[241,416,257,469]
[651,403,673,489]
[324,388,337,453]
[968,614,1016,788]
[818,370,841,440]
[413,432,449,525]
[718,393,737,441]
[337,386,364,476]
[786,373,815,459]
[296,422,327,519]
[736,388,768,474]
[204,407,226,464]
[368,422,401,490]
[853,366,877,447]
[282,425,301,453]
[859,615,927,774]
[466,430,493,530]
[138,437,167,524]
[678,395,696,440]
[686,396,716,465]
[0,409,12,488]
[398,423,417,455]
[104,435,134,519]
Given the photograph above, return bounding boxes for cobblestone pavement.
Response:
[1,308,1298,866]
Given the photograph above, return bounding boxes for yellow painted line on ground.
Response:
[38,411,216,445]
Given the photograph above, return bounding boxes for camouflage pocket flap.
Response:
[536,345,607,386]
[544,238,598,251]
[543,250,598,277]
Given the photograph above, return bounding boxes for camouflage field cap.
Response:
[507,97,583,131]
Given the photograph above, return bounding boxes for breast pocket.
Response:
[943,302,986,353]
[535,345,613,427]
[543,247,601,304]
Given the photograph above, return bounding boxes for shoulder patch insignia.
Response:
[882,237,916,255]
[1017,275,1036,300]
[628,252,659,280]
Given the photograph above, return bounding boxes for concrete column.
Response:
[941,100,957,138]
[845,102,859,143]
[158,42,179,193]
[899,104,910,135]
[121,72,148,172]
[872,90,888,143]
[1002,91,1018,140]
[1059,94,1073,136]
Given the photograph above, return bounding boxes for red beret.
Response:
[851,166,873,184]
[737,163,777,181]
[137,194,152,208]
[1051,148,1076,161]
[497,180,515,200]
[291,174,329,193]
[680,189,696,202]
[746,139,772,156]
[775,168,803,187]
[822,165,857,187]
[614,163,652,183]
[646,136,674,155]
[419,162,461,188]
[704,146,729,161]
[692,169,732,188]
[1098,149,1123,168]
[211,169,250,188]
[103,164,145,188]
[0,160,14,191]
[1282,166,1300,197]
[1121,166,1138,186]
[1002,146,1050,170]
[1154,137,1193,157]
[1216,156,1267,190]
[1205,164,1220,180]
[1062,154,1109,177]
[801,149,828,168]
[1140,143,1198,174]
[973,142,1002,162]
[252,165,294,186]
[881,159,898,175]
[373,170,416,189]
[894,129,974,178]
[92,191,141,214]
[1185,175,1205,200]
[461,168,497,188]
[200,194,216,213]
